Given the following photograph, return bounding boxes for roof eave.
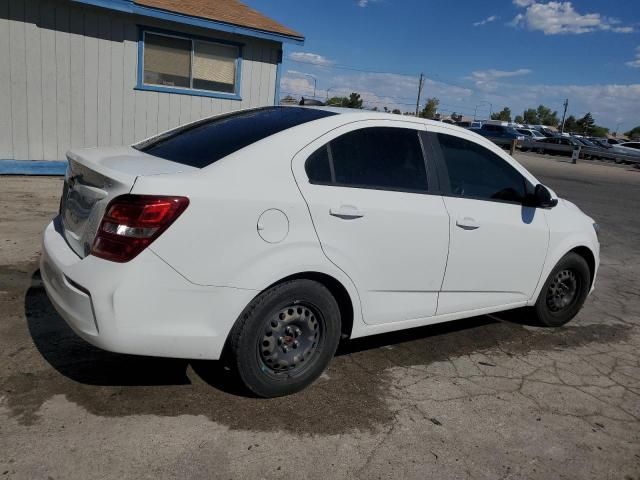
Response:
[71,0,305,45]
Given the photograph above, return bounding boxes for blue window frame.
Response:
[136,27,243,100]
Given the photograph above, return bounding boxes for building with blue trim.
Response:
[0,0,303,164]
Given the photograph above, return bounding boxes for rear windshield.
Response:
[136,107,337,168]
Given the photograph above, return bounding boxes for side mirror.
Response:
[533,184,558,208]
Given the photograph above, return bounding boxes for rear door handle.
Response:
[329,205,365,220]
[456,216,480,230]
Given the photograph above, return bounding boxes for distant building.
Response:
[0,0,303,161]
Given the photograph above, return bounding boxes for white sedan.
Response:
[41,107,599,397]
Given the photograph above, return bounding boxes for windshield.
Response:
[136,107,337,168]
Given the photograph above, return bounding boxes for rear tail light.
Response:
[91,195,189,263]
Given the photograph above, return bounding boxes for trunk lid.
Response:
[60,146,195,258]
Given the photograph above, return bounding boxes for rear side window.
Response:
[435,133,526,203]
[137,107,336,168]
[305,127,428,192]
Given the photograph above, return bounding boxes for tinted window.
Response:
[305,145,332,184]
[138,107,336,168]
[436,133,526,203]
[305,127,428,192]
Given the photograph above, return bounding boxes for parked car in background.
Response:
[40,106,600,397]
[472,123,525,147]
[619,142,640,150]
[517,128,546,140]
[529,136,580,156]
[588,138,640,164]
[528,125,557,137]
[572,137,619,161]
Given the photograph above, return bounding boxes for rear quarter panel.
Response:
[131,120,363,301]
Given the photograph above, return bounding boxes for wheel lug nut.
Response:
[278,337,283,345]
[282,346,289,353]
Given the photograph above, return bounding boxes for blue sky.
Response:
[250,0,639,131]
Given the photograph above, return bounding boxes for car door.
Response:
[424,128,549,315]
[292,121,450,326]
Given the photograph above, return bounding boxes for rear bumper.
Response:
[41,217,258,360]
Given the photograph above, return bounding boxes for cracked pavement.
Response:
[0,154,639,479]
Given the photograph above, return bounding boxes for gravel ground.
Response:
[0,154,639,480]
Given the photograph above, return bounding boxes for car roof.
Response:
[295,105,474,134]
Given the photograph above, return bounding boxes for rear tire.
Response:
[531,253,591,327]
[227,279,341,397]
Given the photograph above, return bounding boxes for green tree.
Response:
[590,125,609,137]
[624,126,640,139]
[326,92,363,109]
[346,92,363,109]
[420,97,440,119]
[392,108,401,115]
[523,108,538,124]
[371,106,378,111]
[514,115,524,124]
[562,115,579,133]
[491,107,512,122]
[536,104,559,126]
[577,112,595,135]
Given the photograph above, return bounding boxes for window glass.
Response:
[138,107,337,168]
[305,145,332,184]
[144,33,191,88]
[143,32,239,94]
[193,41,238,93]
[327,127,428,191]
[436,133,526,203]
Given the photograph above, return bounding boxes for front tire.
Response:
[532,253,591,327]
[227,279,341,397]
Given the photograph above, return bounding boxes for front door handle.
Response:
[330,205,364,220]
[456,216,480,230]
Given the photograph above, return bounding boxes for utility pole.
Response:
[415,73,424,117]
[560,98,569,134]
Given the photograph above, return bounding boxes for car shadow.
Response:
[24,269,536,393]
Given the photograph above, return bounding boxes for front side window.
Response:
[143,31,239,95]
[305,127,428,192]
[435,133,527,203]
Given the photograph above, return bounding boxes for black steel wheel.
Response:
[227,279,341,397]
[545,269,580,313]
[259,303,323,374]
[532,252,591,327]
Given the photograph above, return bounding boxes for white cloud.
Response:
[473,15,498,27]
[357,0,381,7]
[280,70,472,113]
[469,68,532,91]
[470,79,640,129]
[626,46,640,68]
[279,64,639,128]
[510,1,634,35]
[288,52,334,67]
[471,68,532,80]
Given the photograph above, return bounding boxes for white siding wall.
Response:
[0,0,281,160]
